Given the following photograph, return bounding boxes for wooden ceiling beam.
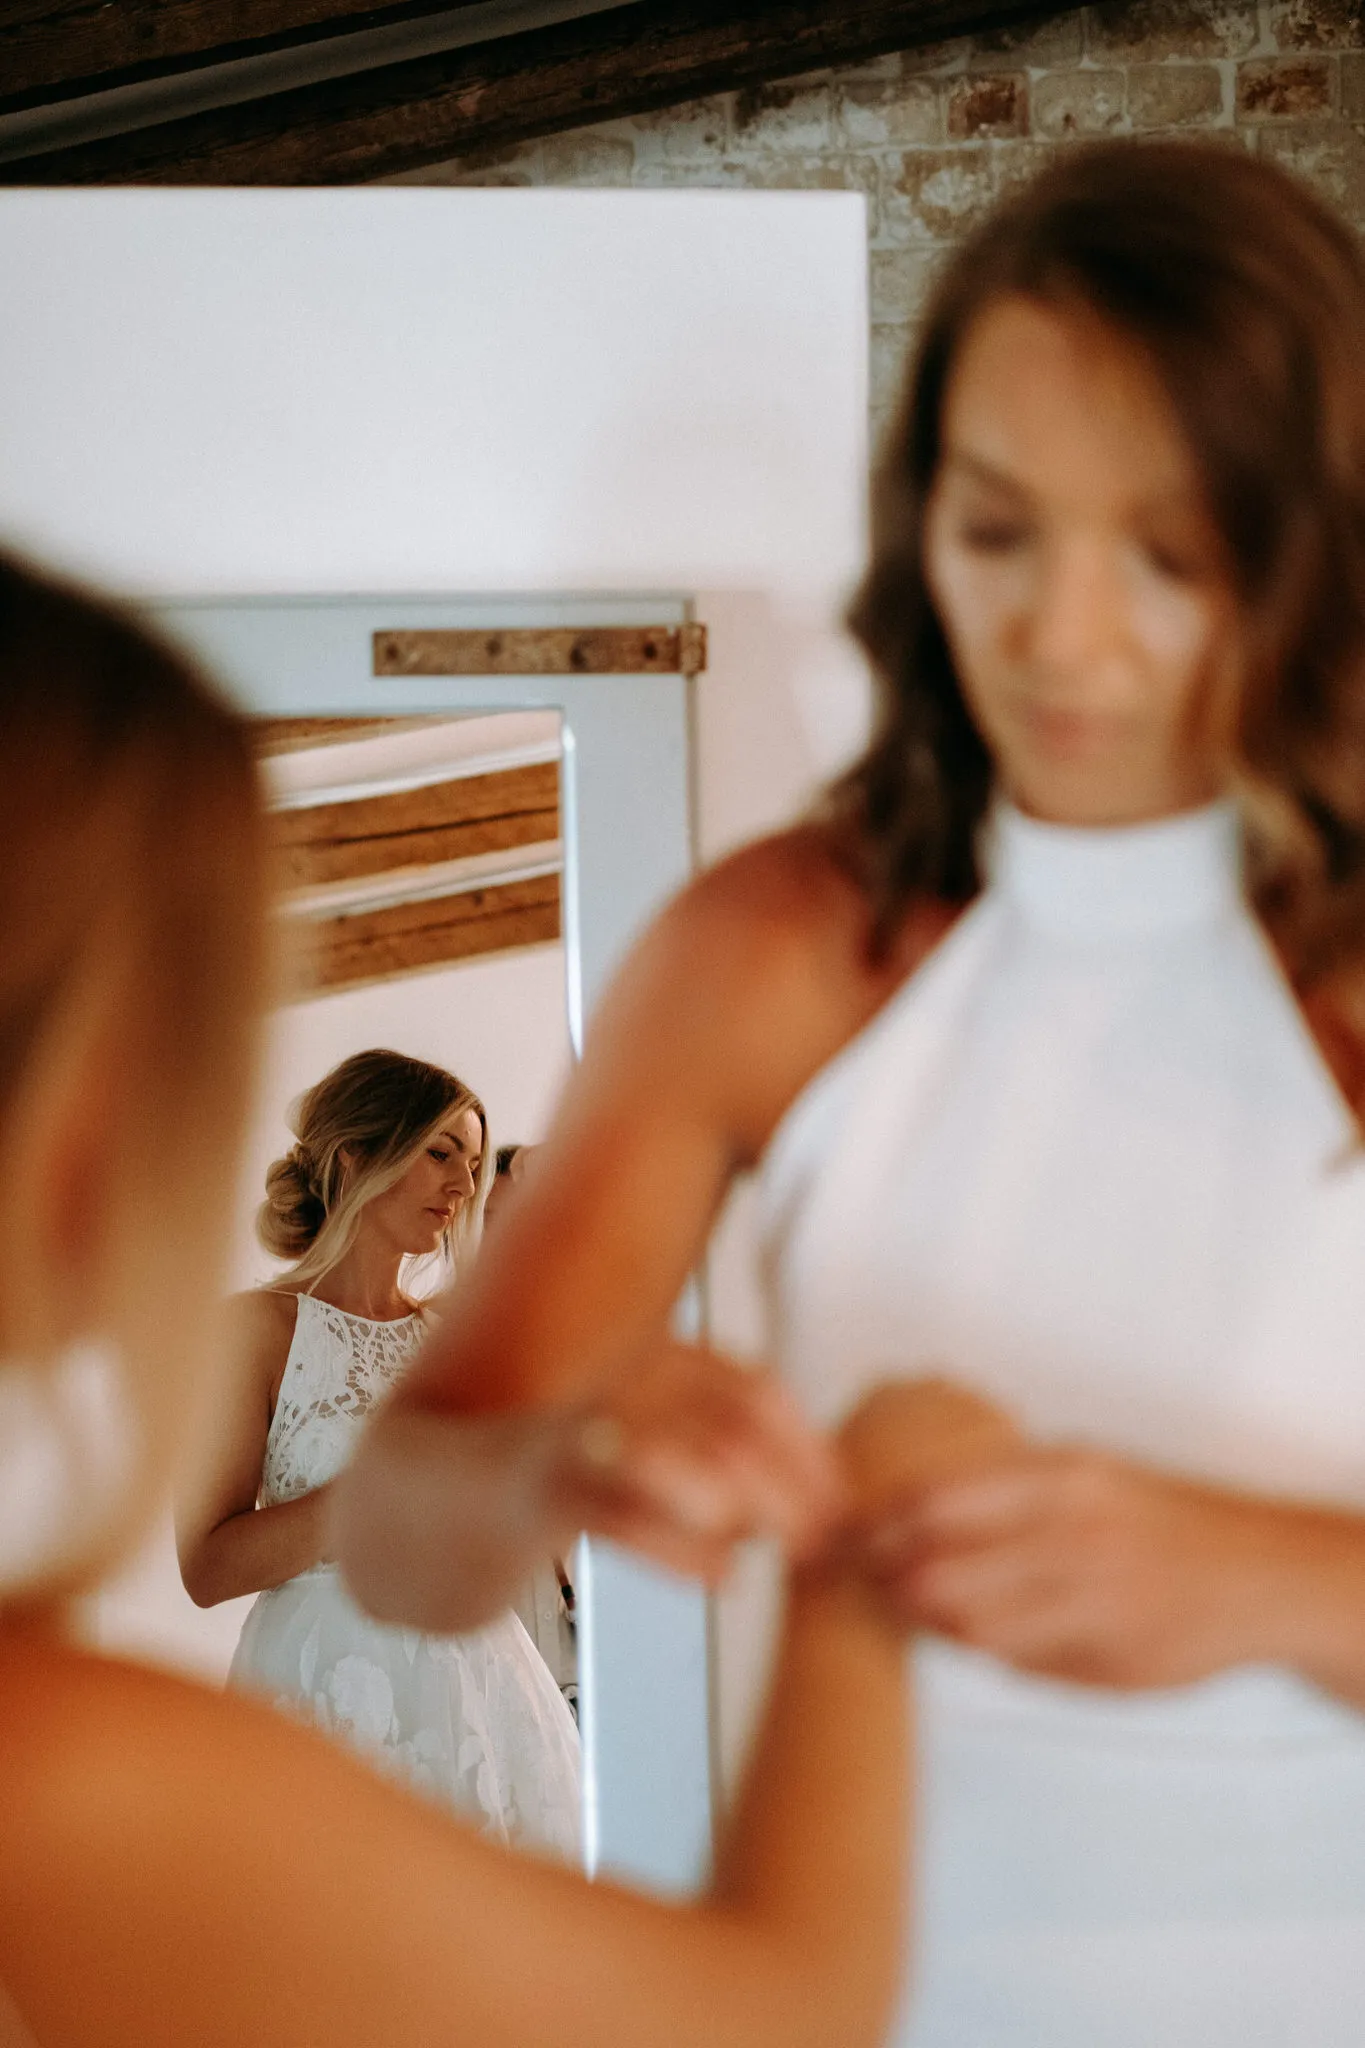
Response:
[0,0,488,111]
[271,759,560,889]
[255,714,442,753]
[0,0,1074,185]
[291,870,561,992]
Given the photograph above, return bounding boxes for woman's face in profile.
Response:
[363,1106,485,1256]
[923,293,1243,829]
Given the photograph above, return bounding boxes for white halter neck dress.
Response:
[229,1293,581,1860]
[757,799,1365,2046]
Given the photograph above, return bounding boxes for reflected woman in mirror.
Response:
[176,1048,582,1857]
[339,142,1365,2045]
[484,1141,537,1230]
[0,546,1011,2047]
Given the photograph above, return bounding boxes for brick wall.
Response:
[390,0,1365,439]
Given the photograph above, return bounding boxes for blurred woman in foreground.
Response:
[0,550,971,2047]
[339,141,1365,2044]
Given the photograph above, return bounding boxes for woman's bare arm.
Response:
[0,1389,922,2048]
[337,832,952,1632]
[175,1292,331,1606]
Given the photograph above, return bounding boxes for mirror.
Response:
[88,592,713,1895]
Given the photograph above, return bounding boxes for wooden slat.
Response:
[373,623,706,677]
[271,759,559,889]
[0,0,485,109]
[0,0,1073,185]
[290,870,561,991]
[255,714,439,754]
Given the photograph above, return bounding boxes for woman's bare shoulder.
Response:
[647,827,876,1011]
[612,826,952,1159]
[222,1288,301,1375]
[226,1286,301,1330]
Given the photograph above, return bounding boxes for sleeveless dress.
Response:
[756,798,1365,2047]
[228,1294,581,1860]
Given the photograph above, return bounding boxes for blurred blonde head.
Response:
[0,554,267,1609]
[258,1048,492,1292]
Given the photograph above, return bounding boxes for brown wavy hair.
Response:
[832,141,1365,1040]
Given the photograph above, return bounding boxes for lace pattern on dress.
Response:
[260,1296,425,1506]
[231,1289,582,1857]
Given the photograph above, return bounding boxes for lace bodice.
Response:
[259,1294,425,1506]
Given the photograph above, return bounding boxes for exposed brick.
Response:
[870,322,915,417]
[839,79,941,148]
[869,244,945,324]
[1344,52,1365,117]
[993,138,1063,198]
[539,132,636,183]
[884,145,997,240]
[629,96,731,163]
[385,140,534,183]
[870,405,898,459]
[732,79,836,152]
[448,169,536,187]
[1266,0,1365,50]
[1032,68,1127,137]
[720,149,881,231]
[828,50,905,83]
[898,37,973,77]
[947,73,1029,139]
[1256,117,1365,216]
[972,12,1086,66]
[1237,57,1334,119]
[1129,62,1225,128]
[1088,0,1258,61]
[627,158,752,190]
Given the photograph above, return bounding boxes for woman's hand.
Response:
[555,1343,846,1583]
[337,1343,844,1631]
[860,1434,1365,1697]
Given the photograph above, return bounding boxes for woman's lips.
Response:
[1020,702,1125,756]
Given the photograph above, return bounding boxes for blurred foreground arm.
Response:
[0,1382,944,2048]
[335,836,903,1631]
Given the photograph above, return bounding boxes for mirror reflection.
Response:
[120,712,584,1855]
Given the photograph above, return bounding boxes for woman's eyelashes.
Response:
[960,518,1033,554]
[1133,532,1214,585]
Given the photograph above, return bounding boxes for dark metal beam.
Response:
[0,0,1074,185]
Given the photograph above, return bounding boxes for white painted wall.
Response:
[0,187,869,1747]
[0,188,871,841]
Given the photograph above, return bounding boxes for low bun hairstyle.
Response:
[257,1048,491,1287]
[257,1147,326,1261]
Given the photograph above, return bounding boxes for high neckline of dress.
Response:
[984,796,1243,941]
[299,1292,422,1328]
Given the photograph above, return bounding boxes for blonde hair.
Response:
[258,1048,492,1291]
[0,551,267,1604]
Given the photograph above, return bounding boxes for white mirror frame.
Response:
[151,587,713,1895]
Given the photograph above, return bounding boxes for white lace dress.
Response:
[228,1294,581,1859]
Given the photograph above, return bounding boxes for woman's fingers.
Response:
[555,1350,844,1571]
